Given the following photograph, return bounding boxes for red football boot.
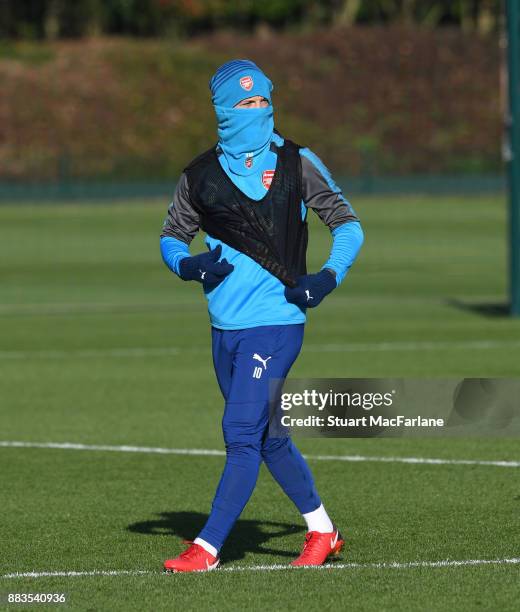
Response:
[164,541,220,573]
[290,529,344,566]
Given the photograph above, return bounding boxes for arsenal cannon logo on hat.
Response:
[239,75,254,91]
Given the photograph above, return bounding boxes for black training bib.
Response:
[184,138,307,288]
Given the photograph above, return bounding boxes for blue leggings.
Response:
[197,324,321,551]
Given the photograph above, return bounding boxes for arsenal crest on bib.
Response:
[262,170,275,189]
[245,153,254,168]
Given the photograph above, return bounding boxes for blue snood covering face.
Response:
[210,59,275,177]
[214,105,274,176]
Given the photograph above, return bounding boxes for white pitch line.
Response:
[1,570,152,579]
[222,557,520,572]
[307,454,520,468]
[0,347,182,360]
[0,441,225,457]
[306,340,520,352]
[1,339,520,361]
[1,441,519,468]
[0,302,200,315]
[3,557,520,579]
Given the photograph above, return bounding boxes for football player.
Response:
[160,60,364,572]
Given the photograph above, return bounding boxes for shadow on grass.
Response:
[445,298,511,318]
[127,511,305,563]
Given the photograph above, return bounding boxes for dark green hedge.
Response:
[0,26,501,180]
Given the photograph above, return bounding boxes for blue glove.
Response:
[284,269,336,308]
[179,244,234,286]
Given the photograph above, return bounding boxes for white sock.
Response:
[194,537,218,558]
[302,504,334,533]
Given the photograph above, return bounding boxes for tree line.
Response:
[0,0,502,39]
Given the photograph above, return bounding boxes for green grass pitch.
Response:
[1,195,519,611]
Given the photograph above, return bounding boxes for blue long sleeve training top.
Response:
[160,132,364,329]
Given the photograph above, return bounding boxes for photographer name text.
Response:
[280,415,445,428]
